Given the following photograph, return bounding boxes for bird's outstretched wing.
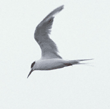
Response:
[34,5,64,59]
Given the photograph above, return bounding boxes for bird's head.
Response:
[27,61,36,78]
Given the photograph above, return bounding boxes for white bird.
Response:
[27,5,92,78]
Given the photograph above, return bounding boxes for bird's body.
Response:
[33,59,91,71]
[33,59,65,70]
[27,5,92,78]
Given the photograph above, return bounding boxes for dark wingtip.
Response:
[58,5,64,11]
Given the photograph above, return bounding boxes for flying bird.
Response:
[27,5,92,78]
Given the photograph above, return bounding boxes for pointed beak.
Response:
[27,69,33,78]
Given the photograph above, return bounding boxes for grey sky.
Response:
[0,0,110,109]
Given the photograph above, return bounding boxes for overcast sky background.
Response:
[0,0,110,109]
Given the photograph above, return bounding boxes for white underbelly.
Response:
[37,59,65,70]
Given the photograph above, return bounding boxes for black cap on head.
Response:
[31,61,35,68]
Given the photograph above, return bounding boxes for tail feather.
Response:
[64,59,93,66]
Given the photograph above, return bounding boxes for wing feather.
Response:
[34,5,64,59]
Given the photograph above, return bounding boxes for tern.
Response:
[27,5,92,78]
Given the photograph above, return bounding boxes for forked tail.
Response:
[64,59,93,66]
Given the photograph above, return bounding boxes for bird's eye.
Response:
[31,61,35,68]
